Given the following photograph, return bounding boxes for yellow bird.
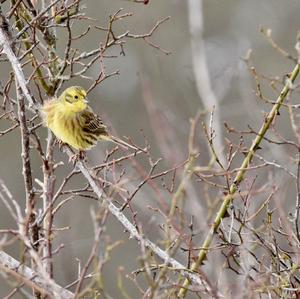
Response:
[41,86,138,159]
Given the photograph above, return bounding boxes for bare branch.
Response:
[0,251,74,299]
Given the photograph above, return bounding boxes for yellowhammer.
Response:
[41,86,138,160]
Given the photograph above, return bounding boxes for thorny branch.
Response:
[178,61,300,297]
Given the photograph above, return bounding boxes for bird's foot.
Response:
[69,154,79,165]
[68,150,87,165]
[55,139,65,150]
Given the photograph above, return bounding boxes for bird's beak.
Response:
[83,98,88,103]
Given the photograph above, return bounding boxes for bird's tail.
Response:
[108,135,141,151]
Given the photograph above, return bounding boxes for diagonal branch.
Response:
[177,63,300,297]
[68,148,217,297]
[0,251,74,299]
[0,27,35,108]
[0,26,219,298]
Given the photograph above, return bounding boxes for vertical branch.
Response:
[41,2,58,277]
[166,115,199,246]
[287,104,300,243]
[16,86,40,296]
[1,13,40,296]
[42,130,55,277]
[16,87,35,234]
[295,150,300,242]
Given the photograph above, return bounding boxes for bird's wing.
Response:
[81,109,109,137]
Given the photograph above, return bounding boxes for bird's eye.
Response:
[74,95,79,99]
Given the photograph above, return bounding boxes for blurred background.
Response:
[1,0,300,297]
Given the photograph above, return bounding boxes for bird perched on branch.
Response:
[41,86,139,161]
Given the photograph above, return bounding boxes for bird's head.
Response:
[59,86,88,112]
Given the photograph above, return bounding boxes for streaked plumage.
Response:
[41,86,124,152]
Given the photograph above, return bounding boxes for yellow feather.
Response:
[41,86,139,153]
